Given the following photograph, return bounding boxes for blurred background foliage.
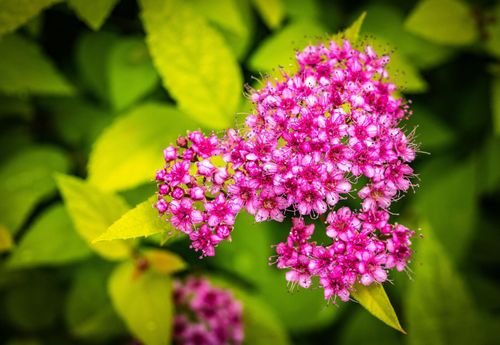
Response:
[0,0,499,344]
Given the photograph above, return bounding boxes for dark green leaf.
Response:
[68,0,120,30]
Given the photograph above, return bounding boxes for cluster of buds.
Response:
[155,39,417,302]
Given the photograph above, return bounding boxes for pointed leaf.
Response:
[68,0,120,30]
[144,249,186,275]
[0,34,73,95]
[405,0,478,46]
[0,146,69,234]
[7,204,91,268]
[351,283,405,333]
[109,260,172,345]
[251,0,285,30]
[96,196,175,242]
[88,102,198,192]
[56,174,132,260]
[342,11,367,43]
[140,0,242,129]
[0,0,60,36]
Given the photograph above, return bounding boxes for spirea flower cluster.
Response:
[173,277,244,345]
[155,39,417,302]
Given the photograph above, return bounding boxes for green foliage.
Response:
[143,249,186,275]
[109,260,173,345]
[0,146,69,234]
[56,174,132,260]
[406,228,482,345]
[251,0,285,30]
[88,102,198,192]
[7,204,91,268]
[405,0,478,46]
[0,34,73,95]
[492,75,500,136]
[0,0,60,36]
[339,309,401,345]
[0,224,13,252]
[342,11,366,43]
[350,283,405,333]
[140,0,242,129]
[68,0,120,30]
[96,196,173,242]
[65,260,126,340]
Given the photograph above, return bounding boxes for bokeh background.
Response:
[0,0,499,344]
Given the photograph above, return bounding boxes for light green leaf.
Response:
[209,276,291,345]
[405,0,478,46]
[249,20,327,73]
[251,0,284,30]
[75,31,119,102]
[415,158,477,260]
[406,227,482,345]
[55,174,132,260]
[283,0,321,20]
[109,260,172,345]
[0,146,69,234]
[351,283,405,333]
[7,204,91,268]
[492,76,500,136]
[108,38,159,111]
[0,0,60,36]
[143,249,186,275]
[96,196,174,242]
[0,34,73,95]
[485,5,500,58]
[68,0,119,30]
[88,102,198,192]
[0,224,14,252]
[66,260,126,340]
[140,0,242,129]
[191,0,253,59]
[342,11,367,43]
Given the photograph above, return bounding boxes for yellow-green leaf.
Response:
[405,0,478,46]
[0,224,13,252]
[0,146,70,234]
[341,11,367,43]
[55,174,132,260]
[88,102,198,192]
[0,0,61,36]
[0,34,74,95]
[7,204,91,268]
[68,0,120,30]
[140,0,242,129]
[251,0,285,30]
[351,283,405,333]
[144,249,186,275]
[109,260,172,345]
[96,196,175,242]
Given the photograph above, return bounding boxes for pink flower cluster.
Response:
[155,39,417,302]
[173,277,243,345]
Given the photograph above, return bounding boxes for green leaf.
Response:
[0,34,73,95]
[88,102,198,192]
[75,31,119,102]
[405,104,455,150]
[96,196,174,242]
[0,224,14,252]
[109,260,173,345]
[7,204,91,268]
[283,0,321,20]
[485,5,500,58]
[0,95,33,120]
[0,0,60,36]
[4,272,62,331]
[0,146,70,234]
[249,20,327,73]
[492,76,500,136]
[108,38,159,111]
[340,308,401,345]
[341,11,367,43]
[405,0,478,46]
[351,283,405,333]
[478,137,500,194]
[65,260,126,340]
[251,0,285,30]
[55,174,132,260]
[68,0,120,30]
[140,0,242,129]
[406,227,483,345]
[143,249,186,275]
[208,276,291,345]
[415,158,477,260]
